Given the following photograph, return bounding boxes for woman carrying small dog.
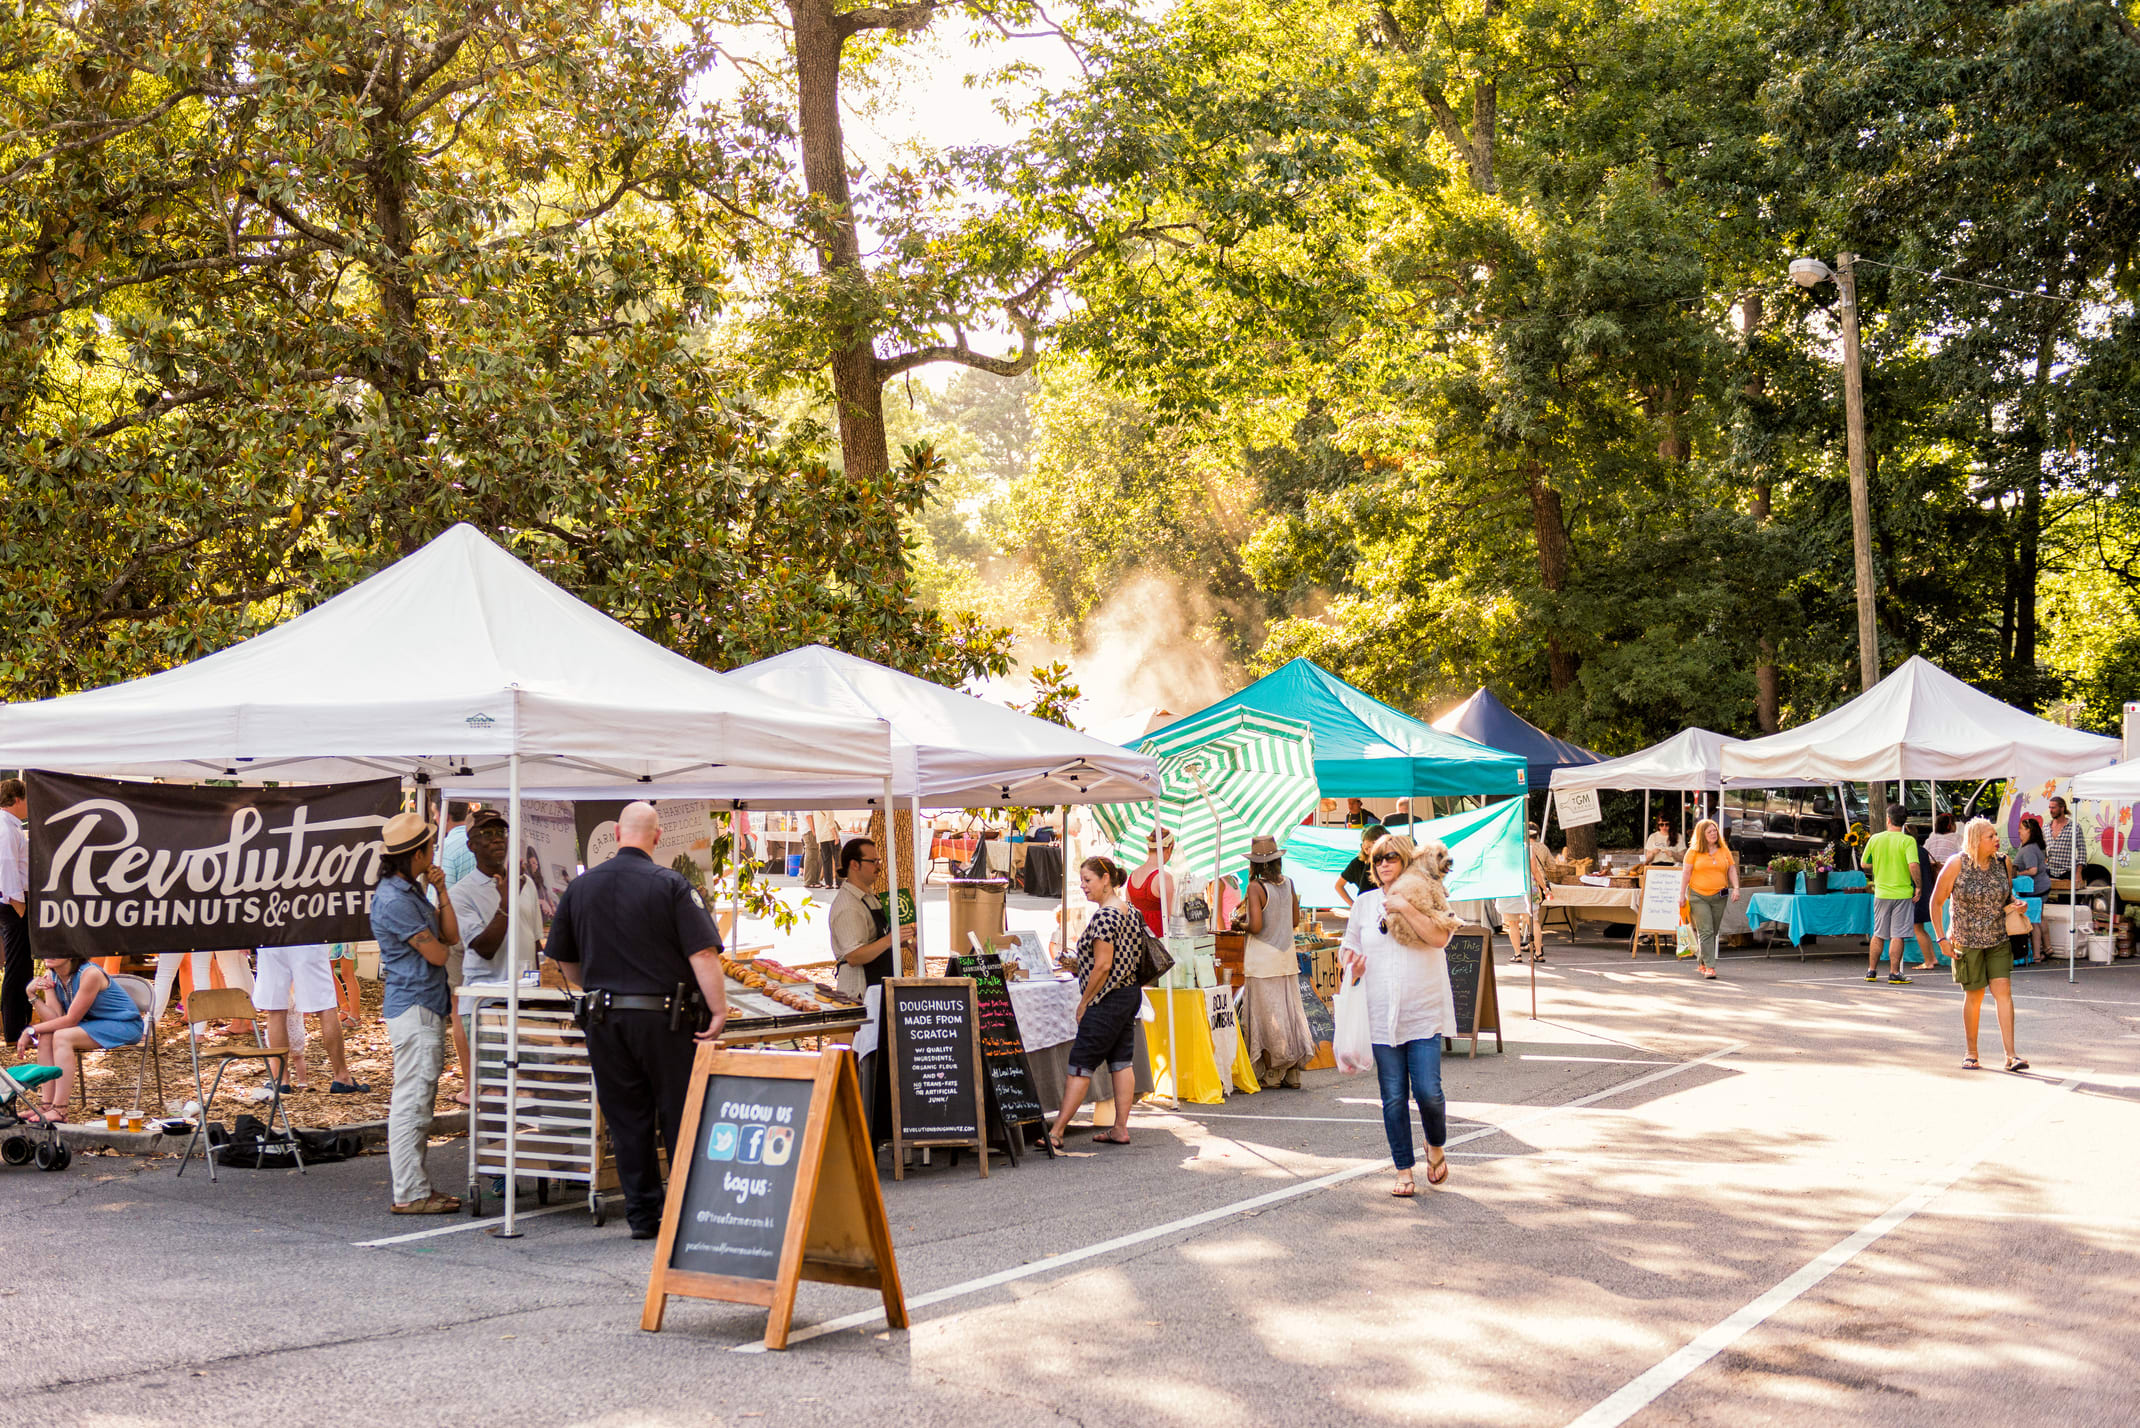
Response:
[1340,832,1458,1197]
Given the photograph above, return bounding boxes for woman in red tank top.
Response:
[1126,830,1175,934]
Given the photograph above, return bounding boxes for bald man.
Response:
[545,801,727,1237]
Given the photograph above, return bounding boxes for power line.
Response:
[1853,258,2088,304]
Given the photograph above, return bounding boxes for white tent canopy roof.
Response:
[2069,759,2140,801]
[0,524,893,798]
[1550,728,1743,793]
[723,645,1161,809]
[1717,656,2118,788]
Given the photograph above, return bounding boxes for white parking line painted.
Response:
[1563,1072,2083,1428]
[734,1042,1746,1353]
[1777,978,2140,1007]
[353,1201,582,1247]
[1521,1056,1676,1064]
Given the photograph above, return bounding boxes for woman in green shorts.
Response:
[1929,816,2031,1073]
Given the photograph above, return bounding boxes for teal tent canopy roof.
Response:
[1138,658,1526,797]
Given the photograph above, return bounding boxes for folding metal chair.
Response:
[177,987,303,1181]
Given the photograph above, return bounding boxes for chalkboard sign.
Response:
[1635,866,1686,939]
[1441,926,1503,1058]
[882,978,989,1180]
[642,1046,905,1350]
[950,953,1047,1158]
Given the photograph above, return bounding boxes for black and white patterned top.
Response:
[1075,905,1147,995]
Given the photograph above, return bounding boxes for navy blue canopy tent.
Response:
[1430,687,1602,789]
[1138,658,1527,798]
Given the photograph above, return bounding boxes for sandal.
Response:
[1046,1133,1066,1154]
[1425,1150,1449,1186]
[392,1193,463,1215]
[1960,1056,1980,1070]
[1391,1175,1417,1198]
[2005,1056,2030,1073]
[1091,1131,1130,1146]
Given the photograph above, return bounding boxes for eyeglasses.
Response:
[1372,852,1404,865]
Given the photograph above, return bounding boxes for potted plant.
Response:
[1805,846,1835,897]
[1768,855,1805,894]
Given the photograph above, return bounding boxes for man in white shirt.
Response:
[448,811,541,990]
[0,778,29,1043]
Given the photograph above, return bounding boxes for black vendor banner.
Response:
[26,772,401,957]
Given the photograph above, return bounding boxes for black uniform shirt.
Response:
[545,847,721,995]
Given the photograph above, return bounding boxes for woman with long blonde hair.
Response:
[1930,817,2030,1072]
[1683,819,1738,980]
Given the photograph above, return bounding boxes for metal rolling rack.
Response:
[467,986,612,1222]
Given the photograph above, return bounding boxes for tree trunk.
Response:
[1527,458,1578,693]
[865,808,921,974]
[1742,291,1779,733]
[790,0,892,479]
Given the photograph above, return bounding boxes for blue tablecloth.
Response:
[1795,870,1867,895]
[1745,892,2045,954]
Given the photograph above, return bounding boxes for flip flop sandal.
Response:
[1960,1057,1980,1070]
[1091,1133,1130,1146]
[2005,1057,2030,1073]
[1390,1178,1417,1198]
[1046,1133,1066,1154]
[1426,1153,1449,1186]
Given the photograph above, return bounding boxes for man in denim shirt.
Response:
[370,810,464,1214]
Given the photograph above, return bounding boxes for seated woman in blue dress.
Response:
[13,952,144,1122]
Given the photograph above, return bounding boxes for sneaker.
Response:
[1864,969,1879,981]
[1887,973,1912,985]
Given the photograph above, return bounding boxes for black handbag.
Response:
[1136,923,1176,987]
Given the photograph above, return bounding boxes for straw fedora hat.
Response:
[1247,834,1283,864]
[380,810,435,856]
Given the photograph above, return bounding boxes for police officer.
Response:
[545,802,727,1239]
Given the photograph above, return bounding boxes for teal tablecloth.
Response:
[1794,870,1867,894]
[1745,892,2045,956]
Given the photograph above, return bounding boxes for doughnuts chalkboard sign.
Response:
[882,977,989,1179]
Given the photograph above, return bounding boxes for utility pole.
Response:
[1836,252,1878,694]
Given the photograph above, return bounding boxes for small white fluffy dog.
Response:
[1381,839,1464,948]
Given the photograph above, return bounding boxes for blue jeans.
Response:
[1371,1038,1447,1169]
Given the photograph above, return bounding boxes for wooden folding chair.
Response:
[177,987,302,1181]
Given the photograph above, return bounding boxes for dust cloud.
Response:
[1068,570,1233,723]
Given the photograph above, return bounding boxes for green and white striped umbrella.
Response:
[1091,706,1321,883]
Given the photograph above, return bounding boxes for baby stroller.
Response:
[1,1062,72,1171]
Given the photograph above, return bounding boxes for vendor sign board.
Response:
[642,1045,905,1350]
[1441,926,1503,1058]
[25,772,398,957]
[1555,788,1602,829]
[948,952,1049,1161]
[1634,866,1686,935]
[882,977,989,1180]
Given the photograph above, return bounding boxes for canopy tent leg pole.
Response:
[2070,822,2079,984]
[1153,798,1177,1110]
[730,812,742,959]
[1060,803,1071,976]
[1642,790,1650,857]
[497,751,524,1239]
[883,779,907,976]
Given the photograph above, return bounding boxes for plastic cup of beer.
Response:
[104,1108,124,1130]
[125,1112,147,1132]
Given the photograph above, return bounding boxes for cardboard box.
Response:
[948,879,1009,959]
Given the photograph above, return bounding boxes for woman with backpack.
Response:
[1240,835,1316,1088]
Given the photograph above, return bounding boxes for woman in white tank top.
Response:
[1239,836,1316,1088]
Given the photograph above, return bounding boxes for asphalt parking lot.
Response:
[7,934,2137,1428]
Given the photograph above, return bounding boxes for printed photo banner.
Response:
[27,772,401,957]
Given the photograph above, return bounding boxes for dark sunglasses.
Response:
[1372,852,1405,864]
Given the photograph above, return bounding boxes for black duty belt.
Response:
[603,994,674,1012]
[574,984,707,1032]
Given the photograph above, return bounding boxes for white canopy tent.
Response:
[0,523,899,1232]
[1722,655,2120,983]
[723,644,1161,810]
[1718,656,2118,788]
[1550,728,1743,794]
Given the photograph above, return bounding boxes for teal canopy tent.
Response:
[1283,797,1532,909]
[1090,706,1322,884]
[1135,658,1526,798]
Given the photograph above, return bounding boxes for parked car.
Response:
[1724,784,1951,866]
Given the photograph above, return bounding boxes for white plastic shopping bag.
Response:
[1333,972,1372,1074]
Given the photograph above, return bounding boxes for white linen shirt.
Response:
[0,808,26,907]
[448,869,541,985]
[1340,888,1457,1046]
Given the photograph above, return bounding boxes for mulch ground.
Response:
[51,978,466,1130]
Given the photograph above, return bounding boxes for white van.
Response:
[1993,779,2137,897]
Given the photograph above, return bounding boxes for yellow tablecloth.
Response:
[1142,988,1261,1104]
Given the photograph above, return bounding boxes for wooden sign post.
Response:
[1632,865,1686,958]
[1441,925,1503,1058]
[949,951,1052,1162]
[641,1044,905,1351]
[882,977,989,1180]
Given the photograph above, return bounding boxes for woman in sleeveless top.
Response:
[1239,836,1316,1088]
[1126,829,1175,935]
[1929,816,2030,1073]
[17,951,143,1121]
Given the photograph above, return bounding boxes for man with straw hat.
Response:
[370,809,465,1215]
[1238,834,1316,1089]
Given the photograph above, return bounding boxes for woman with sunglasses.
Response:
[1339,832,1457,1197]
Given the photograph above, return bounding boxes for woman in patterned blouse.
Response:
[1048,857,1148,1150]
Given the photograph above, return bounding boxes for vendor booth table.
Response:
[1540,882,1639,931]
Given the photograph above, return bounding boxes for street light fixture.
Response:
[1791,251,1879,695]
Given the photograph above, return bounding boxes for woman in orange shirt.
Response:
[1683,818,1739,980]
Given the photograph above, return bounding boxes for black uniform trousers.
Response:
[584,1009,698,1232]
[0,905,31,1044]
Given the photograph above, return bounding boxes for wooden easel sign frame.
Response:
[882,976,990,1180]
[641,1045,906,1351]
[1631,865,1686,958]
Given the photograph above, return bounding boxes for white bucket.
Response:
[2088,934,2115,965]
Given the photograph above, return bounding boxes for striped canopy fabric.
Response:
[1091,707,1321,883]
